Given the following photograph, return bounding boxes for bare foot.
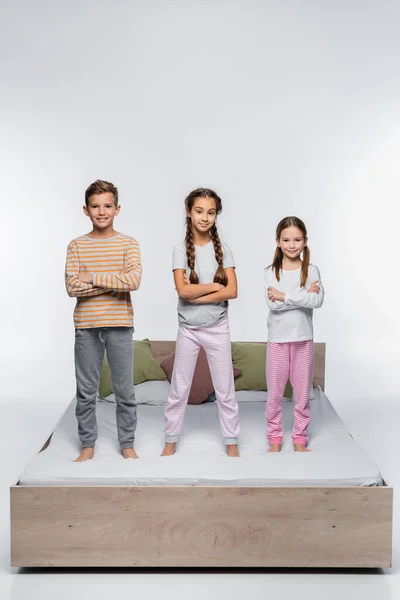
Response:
[122,448,139,459]
[74,447,94,462]
[294,443,311,452]
[161,442,176,456]
[268,443,281,453]
[226,444,240,457]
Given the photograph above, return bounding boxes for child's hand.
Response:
[308,280,320,293]
[122,261,135,274]
[268,286,284,302]
[79,271,93,283]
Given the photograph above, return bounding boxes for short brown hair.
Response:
[85,180,118,207]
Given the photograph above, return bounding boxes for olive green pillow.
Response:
[99,339,166,398]
[231,342,293,398]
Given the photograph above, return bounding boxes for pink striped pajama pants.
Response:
[266,340,314,446]
[164,317,240,445]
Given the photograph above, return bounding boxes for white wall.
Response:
[1,0,399,402]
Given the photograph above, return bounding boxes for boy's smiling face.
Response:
[83,192,120,229]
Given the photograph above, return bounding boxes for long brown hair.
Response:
[185,188,228,286]
[271,216,310,287]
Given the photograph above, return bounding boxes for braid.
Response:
[185,217,199,284]
[210,224,228,286]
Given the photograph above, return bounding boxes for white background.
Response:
[1,0,399,402]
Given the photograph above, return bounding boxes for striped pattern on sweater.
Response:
[65,233,142,329]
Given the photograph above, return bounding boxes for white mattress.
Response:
[19,388,382,487]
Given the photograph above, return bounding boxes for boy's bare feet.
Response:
[268,443,281,453]
[226,444,240,457]
[122,448,139,459]
[294,443,310,452]
[161,442,176,456]
[74,447,94,462]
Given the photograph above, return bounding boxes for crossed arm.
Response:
[265,271,324,311]
[174,267,238,303]
[65,241,142,298]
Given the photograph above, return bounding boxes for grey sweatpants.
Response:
[74,327,137,449]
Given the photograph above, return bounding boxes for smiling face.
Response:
[277,226,307,260]
[83,192,120,230]
[187,196,218,237]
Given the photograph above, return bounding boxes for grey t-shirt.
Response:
[172,240,235,328]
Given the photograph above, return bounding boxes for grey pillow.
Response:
[100,380,170,406]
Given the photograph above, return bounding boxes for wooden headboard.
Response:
[150,341,326,391]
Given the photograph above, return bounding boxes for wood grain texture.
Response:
[313,343,325,391]
[11,484,392,568]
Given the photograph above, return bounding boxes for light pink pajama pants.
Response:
[266,340,314,446]
[164,317,240,445]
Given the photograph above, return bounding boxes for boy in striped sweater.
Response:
[65,180,142,462]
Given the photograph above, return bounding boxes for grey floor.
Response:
[1,396,399,600]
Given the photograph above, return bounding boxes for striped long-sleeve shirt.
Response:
[65,233,142,329]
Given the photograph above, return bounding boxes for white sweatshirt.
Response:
[264,264,324,343]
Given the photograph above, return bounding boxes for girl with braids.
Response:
[162,188,240,457]
[264,217,324,453]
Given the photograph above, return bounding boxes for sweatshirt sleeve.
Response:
[264,268,299,312]
[284,266,324,309]
[92,238,142,292]
[65,241,107,298]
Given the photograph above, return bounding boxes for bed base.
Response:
[11,481,392,568]
[10,342,392,568]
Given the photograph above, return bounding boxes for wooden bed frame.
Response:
[10,342,393,568]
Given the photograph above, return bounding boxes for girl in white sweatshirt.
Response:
[264,216,324,452]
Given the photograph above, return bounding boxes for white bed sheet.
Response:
[19,388,382,487]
